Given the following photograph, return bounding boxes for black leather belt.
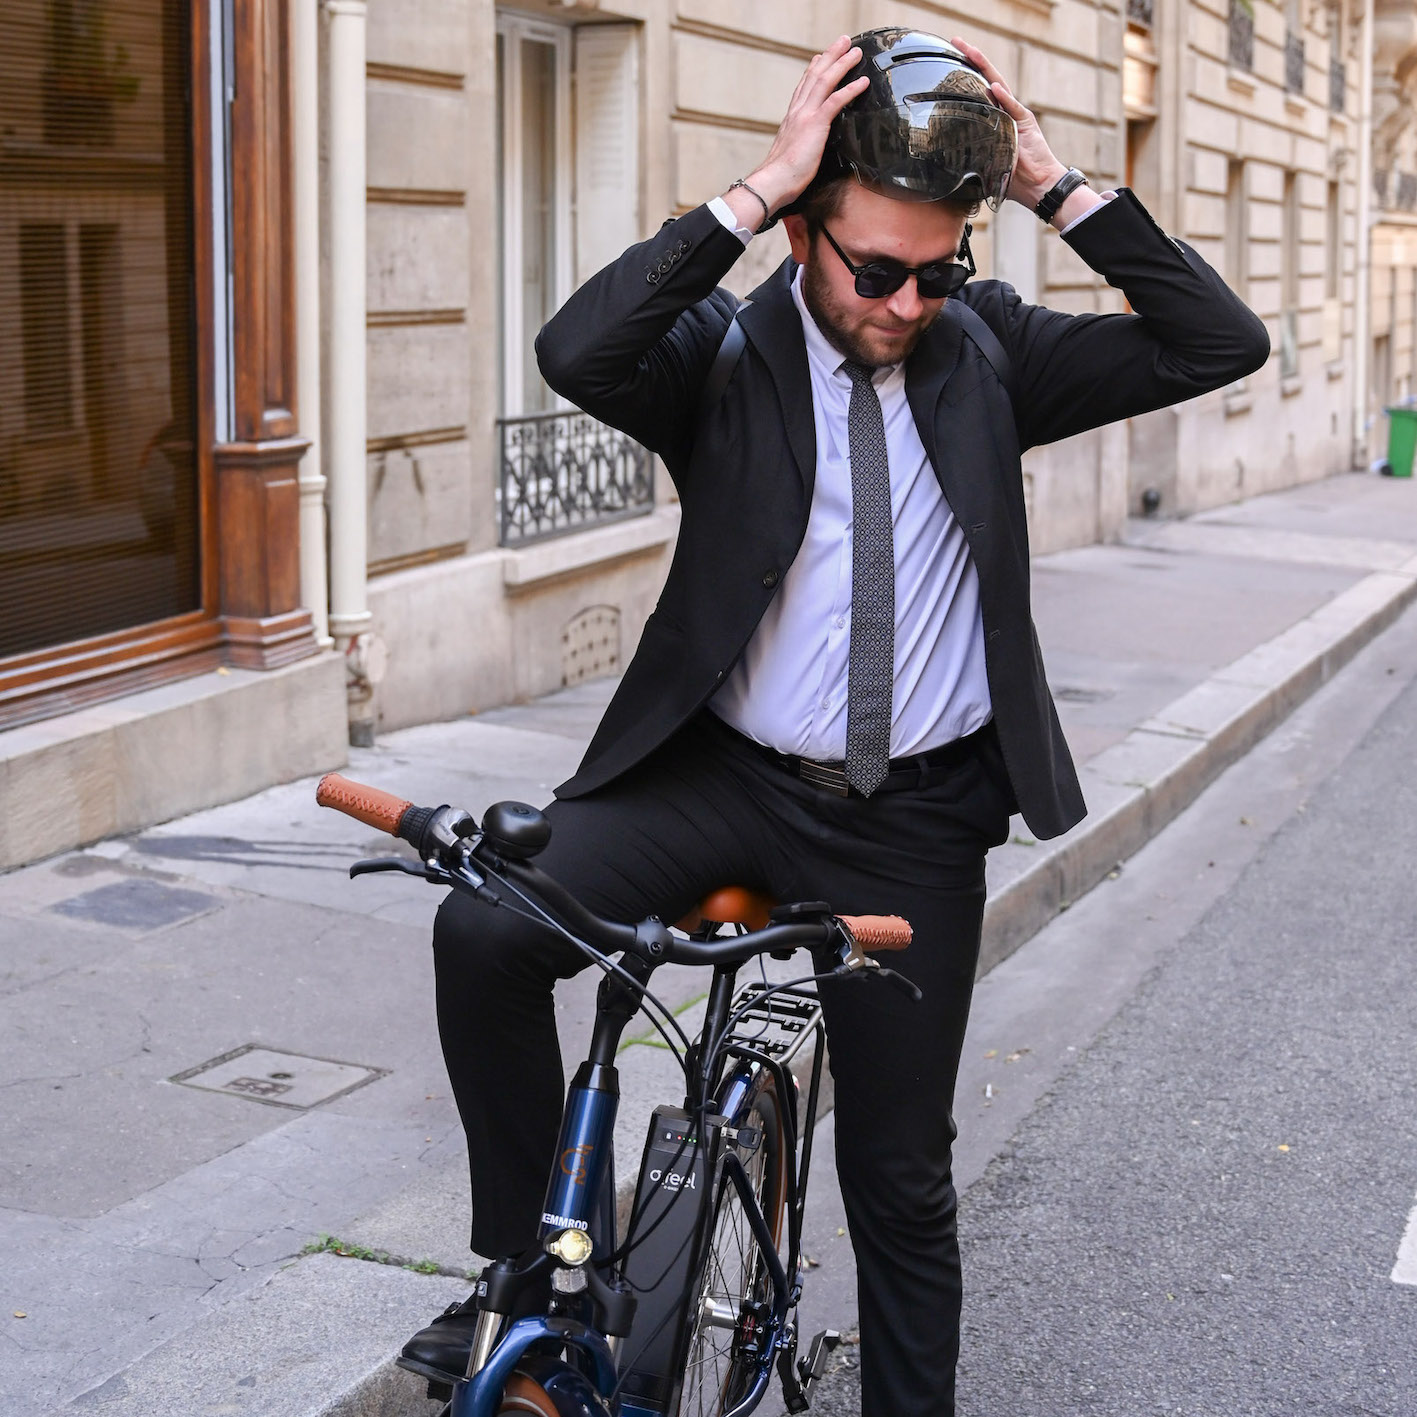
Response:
[706,713,994,797]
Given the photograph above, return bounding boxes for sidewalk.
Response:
[4,472,1416,1416]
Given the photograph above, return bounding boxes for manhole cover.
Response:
[51,879,217,931]
[169,1045,387,1110]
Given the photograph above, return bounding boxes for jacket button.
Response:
[646,270,660,285]
[761,569,779,588]
[677,239,690,254]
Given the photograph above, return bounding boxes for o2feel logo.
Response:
[560,1142,594,1186]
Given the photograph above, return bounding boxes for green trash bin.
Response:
[1386,405,1417,478]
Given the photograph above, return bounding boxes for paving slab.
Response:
[46,1252,466,1417]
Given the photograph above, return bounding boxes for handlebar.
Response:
[315,772,914,970]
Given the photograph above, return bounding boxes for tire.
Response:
[495,1356,613,1415]
[676,1073,789,1417]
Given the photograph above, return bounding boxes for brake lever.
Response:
[350,856,444,882]
[873,967,923,1003]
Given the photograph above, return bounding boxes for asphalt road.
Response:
[801,608,1417,1415]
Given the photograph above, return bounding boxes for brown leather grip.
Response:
[315,773,413,837]
[840,914,913,951]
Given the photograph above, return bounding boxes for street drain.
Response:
[169,1045,387,1110]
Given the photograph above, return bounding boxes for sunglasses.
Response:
[819,222,976,301]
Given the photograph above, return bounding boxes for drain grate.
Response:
[169,1045,387,1110]
[51,879,217,931]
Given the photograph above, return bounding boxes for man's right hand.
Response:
[720,35,868,232]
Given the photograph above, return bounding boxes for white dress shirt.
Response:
[701,192,1113,762]
[709,263,993,760]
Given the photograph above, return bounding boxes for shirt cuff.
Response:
[708,195,755,247]
[1059,190,1117,237]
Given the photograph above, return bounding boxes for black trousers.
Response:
[432,712,1014,1416]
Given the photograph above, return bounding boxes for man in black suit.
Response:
[409,30,1268,1414]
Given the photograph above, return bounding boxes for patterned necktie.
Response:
[842,360,894,797]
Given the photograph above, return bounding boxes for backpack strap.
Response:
[699,297,1016,413]
[951,301,1018,409]
[698,301,751,418]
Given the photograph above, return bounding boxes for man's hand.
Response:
[951,37,1101,225]
[721,36,869,231]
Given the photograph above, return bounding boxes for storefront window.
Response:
[0,0,198,660]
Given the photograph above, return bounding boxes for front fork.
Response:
[457,950,657,1406]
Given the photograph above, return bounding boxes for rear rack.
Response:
[723,982,823,1066]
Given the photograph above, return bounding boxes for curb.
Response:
[978,559,1417,978]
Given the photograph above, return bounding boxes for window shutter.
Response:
[573,25,640,286]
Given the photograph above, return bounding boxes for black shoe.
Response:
[398,1294,480,1383]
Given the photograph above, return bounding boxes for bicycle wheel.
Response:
[677,1074,789,1417]
[496,1357,613,1415]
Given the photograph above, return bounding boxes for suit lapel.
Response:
[906,300,970,514]
[738,266,977,512]
[739,261,816,497]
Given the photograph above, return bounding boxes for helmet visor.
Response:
[834,98,1017,209]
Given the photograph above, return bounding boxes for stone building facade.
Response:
[355,0,1382,739]
[0,0,1408,866]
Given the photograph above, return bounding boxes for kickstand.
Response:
[777,1328,841,1412]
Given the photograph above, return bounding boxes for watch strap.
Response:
[1035,167,1089,225]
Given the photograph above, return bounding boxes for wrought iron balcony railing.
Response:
[1329,56,1346,112]
[498,409,653,548]
[1284,31,1305,95]
[1398,173,1417,213]
[1127,0,1154,28]
[1228,0,1255,70]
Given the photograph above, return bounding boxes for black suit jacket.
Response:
[535,190,1269,839]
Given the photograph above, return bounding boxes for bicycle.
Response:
[315,771,919,1417]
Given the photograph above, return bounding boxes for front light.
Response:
[546,1227,594,1266]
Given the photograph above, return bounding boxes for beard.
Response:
[800,257,938,368]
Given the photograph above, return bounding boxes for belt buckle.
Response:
[798,758,850,797]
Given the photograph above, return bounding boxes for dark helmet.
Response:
[814,29,1017,210]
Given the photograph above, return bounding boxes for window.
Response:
[1,0,199,663]
[1327,3,1346,112]
[1325,182,1341,302]
[494,14,650,545]
[497,13,571,418]
[1323,179,1342,362]
[1228,0,1255,70]
[495,15,640,415]
[1284,0,1305,96]
[1224,160,1247,299]
[1280,172,1300,379]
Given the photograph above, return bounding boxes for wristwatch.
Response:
[1035,168,1089,225]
